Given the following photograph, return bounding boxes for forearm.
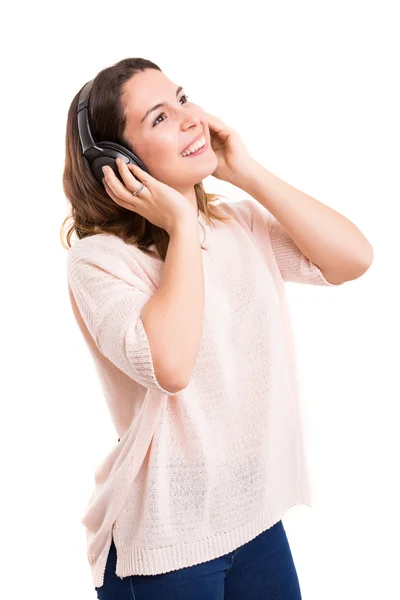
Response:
[238,160,373,282]
[141,218,205,392]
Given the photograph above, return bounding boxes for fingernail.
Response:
[102,166,107,175]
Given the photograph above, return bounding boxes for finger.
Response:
[205,113,230,136]
[116,159,149,192]
[102,177,123,205]
[126,162,152,186]
[102,177,139,212]
[102,164,144,205]
[205,112,224,129]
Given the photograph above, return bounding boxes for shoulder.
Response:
[67,233,128,258]
[217,198,271,231]
[66,233,151,267]
[66,233,150,285]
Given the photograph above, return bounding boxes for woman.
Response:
[62,57,372,599]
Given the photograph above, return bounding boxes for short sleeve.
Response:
[233,198,344,286]
[67,238,179,395]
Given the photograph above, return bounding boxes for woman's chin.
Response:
[165,152,218,184]
[187,153,218,179]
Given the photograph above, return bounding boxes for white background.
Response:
[2,1,399,598]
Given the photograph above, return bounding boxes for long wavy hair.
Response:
[60,57,232,261]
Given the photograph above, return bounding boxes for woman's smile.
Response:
[180,142,209,158]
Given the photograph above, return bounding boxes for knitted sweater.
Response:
[66,197,343,588]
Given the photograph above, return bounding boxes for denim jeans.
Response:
[94,519,302,599]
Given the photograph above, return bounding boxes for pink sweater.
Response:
[66,197,343,588]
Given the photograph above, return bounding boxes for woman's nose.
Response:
[180,113,201,129]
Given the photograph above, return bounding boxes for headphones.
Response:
[77,79,150,185]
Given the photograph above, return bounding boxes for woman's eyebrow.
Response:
[140,85,184,124]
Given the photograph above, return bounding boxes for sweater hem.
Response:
[92,482,311,588]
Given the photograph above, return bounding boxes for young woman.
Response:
[62,57,372,599]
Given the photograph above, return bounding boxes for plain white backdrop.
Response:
[2,1,399,598]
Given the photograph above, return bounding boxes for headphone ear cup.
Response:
[90,141,149,184]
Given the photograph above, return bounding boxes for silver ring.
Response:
[132,182,146,196]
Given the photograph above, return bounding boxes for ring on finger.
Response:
[132,182,146,196]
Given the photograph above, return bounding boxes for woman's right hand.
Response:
[101,159,198,235]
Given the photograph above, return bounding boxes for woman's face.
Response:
[121,69,218,190]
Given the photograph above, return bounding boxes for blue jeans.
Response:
[95,520,302,599]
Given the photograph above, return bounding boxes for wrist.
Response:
[233,159,263,193]
[168,214,199,237]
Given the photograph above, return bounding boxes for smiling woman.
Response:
[60,57,230,262]
[61,55,348,600]
[119,68,218,194]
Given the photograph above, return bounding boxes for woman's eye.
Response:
[153,94,189,127]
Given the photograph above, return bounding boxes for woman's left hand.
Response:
[205,112,255,187]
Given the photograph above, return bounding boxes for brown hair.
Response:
[60,57,232,261]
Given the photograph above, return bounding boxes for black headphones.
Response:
[77,79,150,185]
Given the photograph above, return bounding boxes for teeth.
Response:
[181,136,206,156]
